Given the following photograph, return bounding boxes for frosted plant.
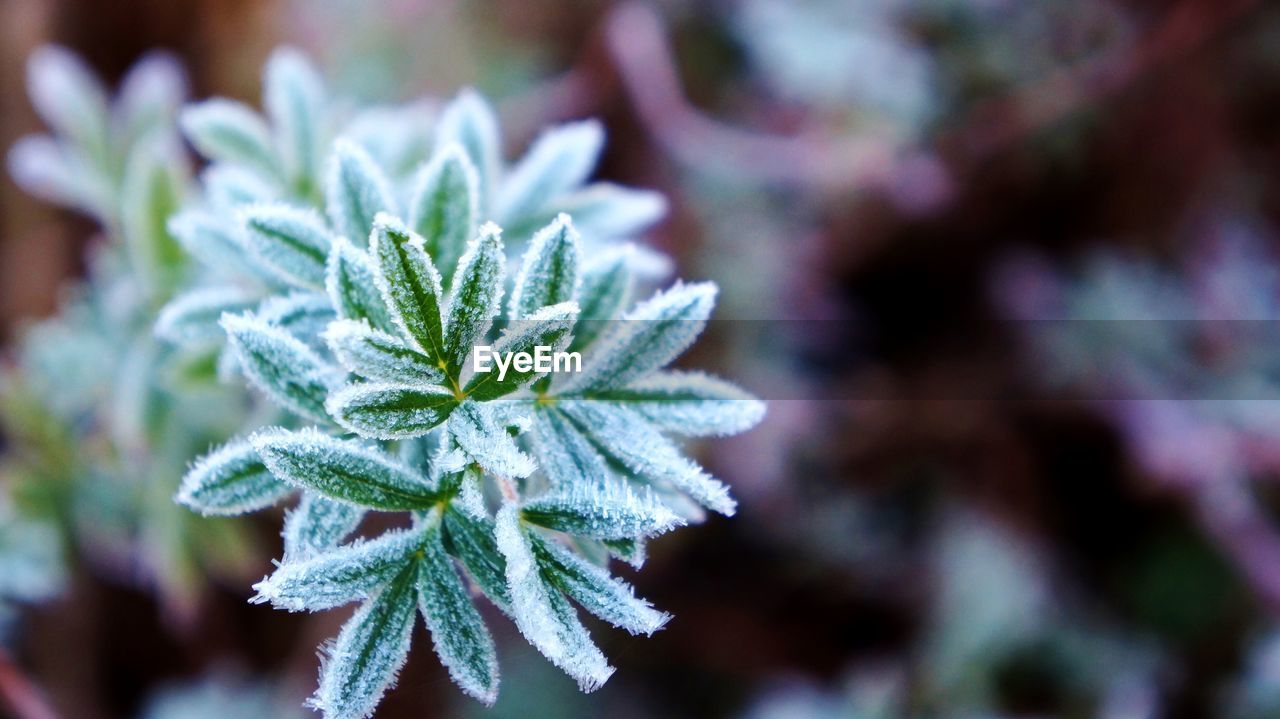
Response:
[172,48,764,717]
[3,47,262,613]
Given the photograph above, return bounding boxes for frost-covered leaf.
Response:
[167,209,261,278]
[370,214,446,361]
[311,563,417,719]
[594,371,766,437]
[527,408,611,490]
[521,482,682,540]
[176,439,290,516]
[283,493,366,561]
[327,138,398,244]
[602,538,646,569]
[529,533,668,635]
[442,506,511,610]
[240,203,334,289]
[327,382,457,440]
[203,164,280,208]
[509,215,581,320]
[221,312,337,422]
[569,248,635,353]
[464,302,578,401]
[327,236,395,333]
[157,287,258,343]
[254,527,424,611]
[407,143,478,288]
[121,131,187,293]
[26,45,109,166]
[264,47,326,195]
[443,223,505,375]
[257,292,335,354]
[548,183,667,240]
[558,400,736,515]
[417,516,499,704]
[449,400,535,478]
[496,120,603,227]
[494,503,614,691]
[252,427,440,510]
[180,99,278,179]
[436,90,500,215]
[569,281,716,392]
[116,50,186,145]
[6,135,110,219]
[325,319,443,384]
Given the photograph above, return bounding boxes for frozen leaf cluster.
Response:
[164,48,765,716]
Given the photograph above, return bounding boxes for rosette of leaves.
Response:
[3,47,261,614]
[173,58,764,716]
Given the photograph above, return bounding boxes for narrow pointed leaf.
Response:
[156,287,258,344]
[521,482,682,540]
[407,144,478,288]
[527,408,611,489]
[240,203,334,289]
[509,215,581,320]
[370,214,446,360]
[327,138,398,244]
[558,400,736,515]
[569,281,716,392]
[593,371,766,437]
[418,517,500,704]
[327,382,457,440]
[167,209,262,279]
[252,427,440,510]
[570,248,634,352]
[116,50,186,145]
[121,132,187,293]
[264,47,326,195]
[7,135,111,219]
[449,400,535,478]
[176,439,290,516]
[529,533,669,635]
[284,493,367,562]
[435,90,500,215]
[324,319,444,384]
[496,120,603,227]
[180,99,278,178]
[442,506,511,610]
[327,236,396,333]
[221,312,337,423]
[444,223,505,375]
[254,527,424,611]
[311,564,417,719]
[494,503,614,691]
[463,302,579,401]
[26,45,109,167]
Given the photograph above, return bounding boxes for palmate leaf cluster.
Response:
[3,46,261,612]
[167,49,765,716]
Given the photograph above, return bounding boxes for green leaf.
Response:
[252,427,442,511]
[442,506,511,610]
[254,526,425,611]
[327,138,399,244]
[221,312,337,422]
[327,382,457,440]
[463,302,579,401]
[569,247,634,353]
[176,439,290,516]
[435,90,500,216]
[527,407,611,490]
[283,493,366,561]
[509,214,581,320]
[264,47,326,196]
[326,236,396,333]
[591,370,766,437]
[448,400,535,479]
[180,99,278,179]
[156,286,259,344]
[520,482,682,540]
[26,45,110,171]
[443,222,505,376]
[121,131,188,294]
[407,143,478,289]
[496,120,603,228]
[371,214,447,362]
[312,563,417,719]
[240,203,334,289]
[418,516,500,704]
[530,532,669,635]
[324,319,445,385]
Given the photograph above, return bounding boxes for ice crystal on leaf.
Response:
[139,47,768,717]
